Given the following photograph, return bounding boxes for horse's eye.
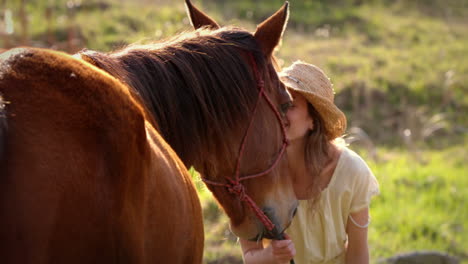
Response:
[279,101,293,116]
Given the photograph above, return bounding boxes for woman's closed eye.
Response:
[279,101,294,116]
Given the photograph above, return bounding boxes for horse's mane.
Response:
[81,27,268,166]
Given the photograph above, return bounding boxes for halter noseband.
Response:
[202,53,289,232]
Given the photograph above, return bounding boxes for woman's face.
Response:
[285,90,314,141]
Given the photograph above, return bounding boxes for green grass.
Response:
[365,141,468,263]
[8,0,189,51]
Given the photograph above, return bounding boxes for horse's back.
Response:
[0,47,203,263]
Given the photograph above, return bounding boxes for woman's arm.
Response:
[240,236,295,264]
[345,207,370,264]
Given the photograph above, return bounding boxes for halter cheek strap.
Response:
[202,53,289,232]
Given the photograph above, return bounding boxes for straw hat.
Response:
[279,61,346,140]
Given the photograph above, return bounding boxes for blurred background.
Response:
[2,0,467,263]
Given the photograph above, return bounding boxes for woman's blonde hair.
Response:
[303,103,330,208]
[303,103,346,209]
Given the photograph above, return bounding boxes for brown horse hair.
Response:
[80,26,272,168]
[0,94,8,161]
[304,102,332,209]
[0,94,6,160]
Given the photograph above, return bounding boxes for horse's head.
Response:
[186,0,297,241]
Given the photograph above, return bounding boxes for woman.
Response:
[240,61,380,264]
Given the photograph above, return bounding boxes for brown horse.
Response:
[80,0,298,240]
[0,1,296,263]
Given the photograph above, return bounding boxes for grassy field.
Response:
[4,0,468,263]
[367,142,468,262]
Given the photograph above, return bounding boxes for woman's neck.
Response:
[287,138,343,198]
[286,137,309,186]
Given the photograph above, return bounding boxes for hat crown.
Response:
[281,62,334,102]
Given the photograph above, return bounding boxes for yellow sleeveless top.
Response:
[286,147,379,264]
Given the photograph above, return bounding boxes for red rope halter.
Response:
[202,53,289,232]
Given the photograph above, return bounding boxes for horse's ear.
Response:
[185,0,220,30]
[254,2,289,58]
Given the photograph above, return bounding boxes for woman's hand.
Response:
[271,234,296,264]
[239,234,295,264]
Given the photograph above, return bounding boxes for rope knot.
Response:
[257,79,264,88]
[227,182,246,201]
